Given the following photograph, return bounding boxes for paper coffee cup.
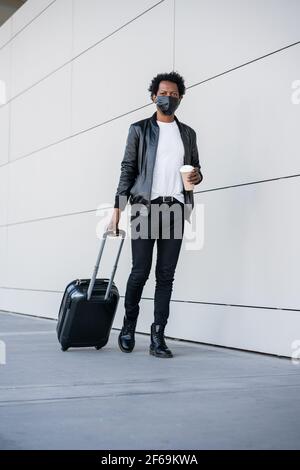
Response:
[180,165,195,190]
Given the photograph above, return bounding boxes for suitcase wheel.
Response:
[95,345,102,350]
[61,345,69,351]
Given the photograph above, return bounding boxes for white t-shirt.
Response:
[150,120,185,204]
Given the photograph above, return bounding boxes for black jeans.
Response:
[124,198,185,327]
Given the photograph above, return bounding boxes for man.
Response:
[108,71,203,358]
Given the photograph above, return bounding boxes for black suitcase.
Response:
[57,229,126,351]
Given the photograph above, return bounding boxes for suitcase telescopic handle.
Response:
[87,229,126,302]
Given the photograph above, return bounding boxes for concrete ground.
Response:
[0,310,300,450]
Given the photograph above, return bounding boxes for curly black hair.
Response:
[148,71,186,100]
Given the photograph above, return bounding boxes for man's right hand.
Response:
[106,208,121,234]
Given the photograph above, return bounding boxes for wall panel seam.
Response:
[0,7,298,114]
[0,0,57,52]
[0,287,299,312]
[0,0,166,106]
[0,173,299,228]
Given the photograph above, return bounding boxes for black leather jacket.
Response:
[114,110,203,222]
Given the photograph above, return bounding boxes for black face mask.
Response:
[155,95,180,115]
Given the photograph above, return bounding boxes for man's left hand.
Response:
[187,168,201,185]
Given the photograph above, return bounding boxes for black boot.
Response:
[149,323,173,358]
[118,314,138,353]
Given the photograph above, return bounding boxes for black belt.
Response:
[152,196,175,203]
